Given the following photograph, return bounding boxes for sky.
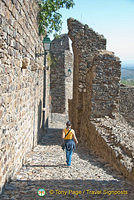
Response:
[57,0,134,65]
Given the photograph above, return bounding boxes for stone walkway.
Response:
[0,128,134,200]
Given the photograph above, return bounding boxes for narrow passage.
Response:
[0,128,134,200]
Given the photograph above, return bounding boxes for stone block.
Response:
[22,57,30,69]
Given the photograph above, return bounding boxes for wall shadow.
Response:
[37,100,43,144]
[38,128,63,146]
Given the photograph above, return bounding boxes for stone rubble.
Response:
[0,128,134,200]
[90,113,134,175]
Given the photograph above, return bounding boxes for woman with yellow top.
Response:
[62,121,78,166]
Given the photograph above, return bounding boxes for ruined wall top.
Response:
[67,18,106,52]
[50,34,70,52]
[67,18,121,120]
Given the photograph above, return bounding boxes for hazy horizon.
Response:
[52,0,134,65]
[121,63,134,68]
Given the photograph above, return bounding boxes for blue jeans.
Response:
[66,149,73,166]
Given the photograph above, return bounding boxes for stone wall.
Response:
[67,18,107,132]
[50,51,66,113]
[50,34,73,117]
[90,51,121,118]
[119,85,134,126]
[50,34,70,52]
[68,18,134,181]
[0,0,46,193]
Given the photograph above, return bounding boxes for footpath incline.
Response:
[0,128,134,200]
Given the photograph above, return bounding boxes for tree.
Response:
[37,0,75,36]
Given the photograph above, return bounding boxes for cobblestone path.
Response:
[0,128,134,200]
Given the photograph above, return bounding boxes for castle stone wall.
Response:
[67,18,107,132]
[0,0,45,192]
[50,51,66,113]
[68,18,134,181]
[50,34,70,52]
[119,85,134,126]
[50,34,73,117]
[90,51,121,118]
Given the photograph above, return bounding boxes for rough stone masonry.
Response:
[120,85,134,127]
[49,34,73,125]
[68,18,134,182]
[0,0,48,193]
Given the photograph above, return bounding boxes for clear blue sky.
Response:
[57,0,134,65]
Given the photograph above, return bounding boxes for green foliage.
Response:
[120,79,134,86]
[37,0,75,36]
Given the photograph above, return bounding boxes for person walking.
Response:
[62,121,78,167]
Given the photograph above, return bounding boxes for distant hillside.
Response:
[121,63,134,80]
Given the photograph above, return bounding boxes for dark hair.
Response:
[66,120,71,127]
